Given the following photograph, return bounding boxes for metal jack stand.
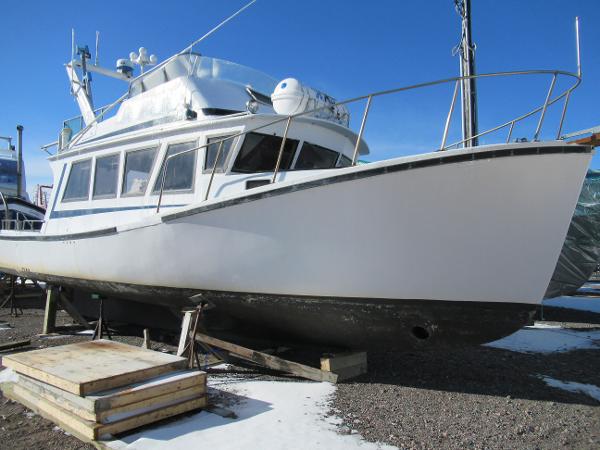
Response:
[0,275,22,317]
[91,294,112,340]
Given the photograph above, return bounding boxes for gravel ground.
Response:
[1,305,599,450]
[332,329,600,449]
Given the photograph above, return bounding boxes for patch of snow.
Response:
[76,330,95,335]
[106,378,395,450]
[485,327,600,353]
[541,376,600,402]
[527,322,562,329]
[0,323,12,331]
[0,368,19,384]
[543,296,600,314]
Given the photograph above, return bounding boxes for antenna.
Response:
[129,47,157,74]
[183,0,257,53]
[95,31,100,66]
[127,0,257,83]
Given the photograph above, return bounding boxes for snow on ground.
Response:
[107,375,395,450]
[540,376,600,402]
[543,296,600,314]
[485,324,600,353]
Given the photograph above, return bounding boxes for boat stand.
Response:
[0,275,23,317]
[91,294,112,340]
[41,286,92,335]
[176,304,367,383]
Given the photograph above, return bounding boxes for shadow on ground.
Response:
[345,345,600,406]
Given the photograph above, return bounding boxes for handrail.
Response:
[154,66,581,212]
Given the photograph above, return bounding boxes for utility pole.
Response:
[455,0,479,147]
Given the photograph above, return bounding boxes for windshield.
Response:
[194,56,277,95]
[129,54,278,97]
[0,159,17,193]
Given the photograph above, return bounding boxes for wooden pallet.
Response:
[15,370,206,422]
[2,339,188,395]
[2,382,206,441]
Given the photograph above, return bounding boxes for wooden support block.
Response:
[42,287,59,335]
[3,340,188,395]
[13,370,206,422]
[59,292,92,329]
[142,329,150,349]
[177,310,196,357]
[320,352,367,381]
[195,332,338,383]
[2,382,206,441]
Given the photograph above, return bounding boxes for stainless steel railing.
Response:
[155,66,581,213]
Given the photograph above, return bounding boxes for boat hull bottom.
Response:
[1,270,534,350]
[201,292,536,351]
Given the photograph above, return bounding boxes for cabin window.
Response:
[0,160,17,193]
[336,154,352,167]
[232,132,298,173]
[295,142,339,170]
[153,141,197,193]
[122,148,157,196]
[93,154,120,199]
[62,159,92,201]
[204,136,234,173]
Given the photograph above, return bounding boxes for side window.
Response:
[336,154,352,168]
[204,136,234,173]
[232,133,298,173]
[63,159,91,201]
[93,154,120,199]
[295,142,339,170]
[153,141,197,192]
[122,148,157,196]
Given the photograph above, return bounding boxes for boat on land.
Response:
[545,169,600,299]
[0,5,592,350]
[0,132,45,230]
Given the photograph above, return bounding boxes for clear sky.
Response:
[0,0,598,198]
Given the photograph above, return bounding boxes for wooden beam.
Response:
[569,132,600,147]
[195,332,338,383]
[59,292,92,329]
[177,310,196,357]
[42,287,59,335]
[0,339,31,352]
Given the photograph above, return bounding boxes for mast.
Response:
[16,125,23,199]
[455,0,478,147]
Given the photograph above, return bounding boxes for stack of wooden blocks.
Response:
[0,339,206,443]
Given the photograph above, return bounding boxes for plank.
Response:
[195,333,338,383]
[3,340,187,395]
[3,382,206,440]
[0,339,31,352]
[15,370,206,421]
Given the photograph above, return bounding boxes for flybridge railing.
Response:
[155,66,582,213]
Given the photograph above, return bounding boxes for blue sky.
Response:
[0,0,598,197]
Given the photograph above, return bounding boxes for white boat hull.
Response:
[0,143,591,348]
